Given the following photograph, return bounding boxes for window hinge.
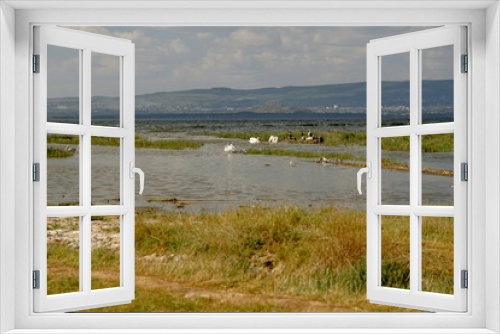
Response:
[461,162,468,182]
[461,54,468,73]
[33,270,40,289]
[33,54,40,73]
[461,270,468,289]
[33,163,40,182]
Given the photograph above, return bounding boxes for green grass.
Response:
[47,244,80,295]
[47,134,204,150]
[46,206,452,312]
[47,131,453,153]
[47,135,79,145]
[238,148,453,176]
[240,148,360,161]
[190,130,367,147]
[47,244,80,268]
[380,134,453,152]
[47,147,75,158]
[192,130,454,153]
[421,133,454,153]
[134,137,204,150]
[91,216,109,221]
[421,217,454,294]
[48,201,80,206]
[149,130,182,133]
[131,206,451,299]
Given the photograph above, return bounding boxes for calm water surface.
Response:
[47,119,454,212]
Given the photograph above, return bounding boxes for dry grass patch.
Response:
[46,206,452,312]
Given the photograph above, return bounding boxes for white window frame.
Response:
[33,26,136,313]
[366,26,467,312]
[1,1,499,333]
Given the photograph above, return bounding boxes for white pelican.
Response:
[249,137,261,144]
[224,143,235,152]
[268,135,279,144]
[316,157,329,164]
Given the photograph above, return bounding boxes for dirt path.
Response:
[49,266,352,312]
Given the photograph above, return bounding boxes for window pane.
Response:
[381,215,410,289]
[381,52,410,127]
[381,137,410,205]
[421,134,454,206]
[91,137,121,205]
[421,45,454,124]
[92,52,120,127]
[47,134,80,206]
[91,215,120,290]
[47,45,80,124]
[421,216,454,294]
[47,216,80,295]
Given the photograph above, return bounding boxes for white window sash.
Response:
[366,26,467,312]
[32,26,136,313]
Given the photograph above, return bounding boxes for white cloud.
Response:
[169,39,190,54]
[216,28,274,47]
[54,26,443,96]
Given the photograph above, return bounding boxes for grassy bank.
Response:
[192,131,454,153]
[47,147,75,158]
[381,134,454,152]
[135,137,204,150]
[47,206,453,312]
[241,148,360,162]
[47,134,204,150]
[149,130,182,133]
[240,149,453,177]
[190,130,367,147]
[339,161,454,177]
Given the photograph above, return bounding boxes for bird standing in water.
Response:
[224,143,235,152]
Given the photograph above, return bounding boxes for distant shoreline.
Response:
[48,111,453,122]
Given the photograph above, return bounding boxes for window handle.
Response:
[129,162,145,195]
[357,162,371,195]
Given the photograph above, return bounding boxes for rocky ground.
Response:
[47,216,120,250]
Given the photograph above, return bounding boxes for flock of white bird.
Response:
[223,134,331,167]
[248,137,261,144]
[224,135,280,153]
[268,136,279,144]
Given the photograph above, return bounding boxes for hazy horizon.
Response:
[48,78,454,100]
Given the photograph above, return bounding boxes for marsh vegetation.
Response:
[47,134,204,152]
[46,206,453,312]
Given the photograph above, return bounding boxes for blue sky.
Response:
[48,26,453,98]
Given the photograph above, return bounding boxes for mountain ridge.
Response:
[48,80,453,117]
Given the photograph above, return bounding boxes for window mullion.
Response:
[409,47,420,294]
[82,47,92,294]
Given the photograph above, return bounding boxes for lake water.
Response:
[47,118,454,213]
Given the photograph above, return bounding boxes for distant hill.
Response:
[47,80,453,119]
